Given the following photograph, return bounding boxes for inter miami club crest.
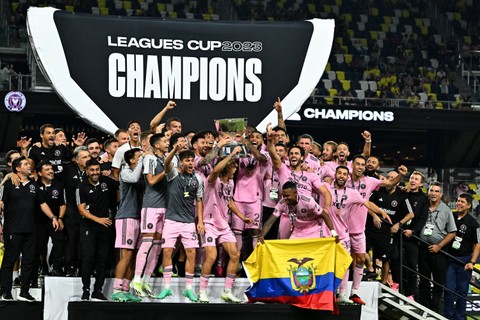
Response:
[4,91,26,112]
[287,257,317,293]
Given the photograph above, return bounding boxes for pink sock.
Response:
[113,278,123,291]
[225,273,236,290]
[338,269,350,294]
[134,237,153,276]
[144,241,162,276]
[200,274,209,291]
[352,265,364,291]
[185,272,194,289]
[163,266,173,287]
[122,279,131,292]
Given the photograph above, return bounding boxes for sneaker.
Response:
[0,291,14,301]
[81,290,90,301]
[407,294,415,301]
[18,291,35,302]
[349,294,366,305]
[111,292,128,302]
[337,293,354,304]
[156,288,173,300]
[130,280,145,297]
[13,277,21,287]
[363,271,378,281]
[221,290,242,303]
[182,289,198,302]
[124,292,142,303]
[143,283,155,298]
[91,291,108,301]
[198,290,209,303]
[390,283,399,291]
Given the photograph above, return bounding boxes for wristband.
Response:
[398,221,403,227]
[330,230,338,238]
[51,216,57,220]
[365,140,372,143]
[58,217,63,220]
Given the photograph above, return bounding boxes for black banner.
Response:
[27,8,334,133]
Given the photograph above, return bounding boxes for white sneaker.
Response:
[337,293,354,304]
[221,290,243,303]
[143,283,155,298]
[198,290,209,303]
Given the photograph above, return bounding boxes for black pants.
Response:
[262,206,280,240]
[32,222,65,281]
[0,232,35,292]
[418,243,447,312]
[80,221,112,292]
[64,211,81,273]
[399,238,419,296]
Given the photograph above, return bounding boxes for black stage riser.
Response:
[68,302,361,320]
[0,301,43,320]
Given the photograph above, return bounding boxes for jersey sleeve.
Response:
[76,185,86,206]
[195,173,204,199]
[143,154,156,175]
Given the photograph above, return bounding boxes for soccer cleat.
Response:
[81,290,90,301]
[124,292,142,303]
[156,288,173,300]
[182,289,198,302]
[111,292,128,302]
[363,271,378,281]
[18,291,35,302]
[221,290,243,303]
[0,291,14,301]
[91,291,108,301]
[198,290,209,303]
[349,294,366,305]
[337,293,354,304]
[130,280,145,297]
[143,283,155,298]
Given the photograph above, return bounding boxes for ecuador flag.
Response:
[244,238,352,311]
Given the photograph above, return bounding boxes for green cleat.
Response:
[221,290,243,303]
[124,292,142,303]
[182,289,198,302]
[143,283,155,298]
[156,288,173,300]
[111,292,128,302]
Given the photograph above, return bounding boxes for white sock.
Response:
[142,274,151,284]
[132,275,142,283]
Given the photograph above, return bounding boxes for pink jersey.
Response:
[325,184,365,240]
[262,156,281,208]
[303,153,321,171]
[346,176,382,234]
[273,194,323,234]
[195,155,214,186]
[277,163,323,198]
[316,163,335,181]
[234,154,268,203]
[203,177,233,230]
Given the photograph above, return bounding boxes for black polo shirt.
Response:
[76,176,119,219]
[63,163,87,211]
[0,179,46,233]
[367,187,411,233]
[448,212,480,257]
[28,144,73,181]
[36,179,66,223]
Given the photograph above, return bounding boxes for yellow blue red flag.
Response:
[243,238,352,311]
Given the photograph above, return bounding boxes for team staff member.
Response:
[33,161,66,280]
[418,182,456,312]
[444,193,480,320]
[0,156,59,302]
[77,159,119,301]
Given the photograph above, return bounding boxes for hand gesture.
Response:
[273,97,282,113]
[17,136,32,150]
[97,217,112,227]
[165,100,176,110]
[397,165,408,176]
[361,130,371,141]
[243,217,254,225]
[373,216,382,229]
[72,132,87,147]
[217,133,232,149]
[155,123,165,133]
[232,146,243,156]
[382,211,392,224]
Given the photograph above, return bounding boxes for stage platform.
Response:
[68,301,362,320]
[42,277,378,320]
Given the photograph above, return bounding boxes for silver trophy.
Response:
[214,118,249,158]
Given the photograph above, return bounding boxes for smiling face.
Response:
[456,196,472,214]
[38,163,54,182]
[282,188,298,206]
[335,167,349,188]
[336,143,350,162]
[408,173,423,192]
[351,157,366,179]
[87,164,101,184]
[128,122,141,144]
[41,127,56,148]
[288,147,304,169]
[428,185,443,204]
[249,132,264,150]
[180,156,195,174]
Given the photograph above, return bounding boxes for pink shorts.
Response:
[161,219,199,249]
[115,218,141,249]
[231,200,262,231]
[278,214,292,239]
[140,207,166,234]
[201,224,236,247]
[340,238,351,253]
[290,224,322,239]
[349,232,366,254]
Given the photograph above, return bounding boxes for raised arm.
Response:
[241,136,267,163]
[361,130,372,158]
[273,97,286,130]
[380,165,408,188]
[197,134,231,167]
[266,127,282,171]
[150,100,176,133]
[208,146,241,184]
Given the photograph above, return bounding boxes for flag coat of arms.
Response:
[243,238,352,311]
